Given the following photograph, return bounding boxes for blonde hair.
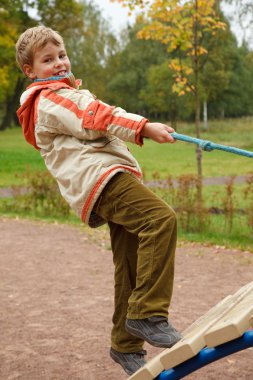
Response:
[16,26,64,72]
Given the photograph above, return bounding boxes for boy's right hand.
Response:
[141,122,176,144]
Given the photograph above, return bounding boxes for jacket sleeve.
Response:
[38,87,148,146]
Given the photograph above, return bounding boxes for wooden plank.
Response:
[161,282,253,371]
[160,295,235,370]
[204,290,253,347]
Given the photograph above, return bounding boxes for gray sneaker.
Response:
[110,347,147,375]
[125,316,182,348]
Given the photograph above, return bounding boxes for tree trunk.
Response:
[0,77,26,131]
[195,88,203,208]
[194,0,203,210]
[203,100,208,130]
[170,98,178,130]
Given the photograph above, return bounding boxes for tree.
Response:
[199,10,239,126]
[139,61,194,124]
[221,45,253,117]
[36,0,84,38]
[104,22,168,114]
[0,1,36,130]
[67,1,118,99]
[113,0,226,209]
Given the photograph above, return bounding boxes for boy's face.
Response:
[23,42,71,80]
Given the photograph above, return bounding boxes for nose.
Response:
[54,57,63,67]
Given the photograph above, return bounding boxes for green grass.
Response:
[179,216,252,251]
[0,119,252,252]
[130,117,253,179]
[0,127,45,187]
[1,118,253,186]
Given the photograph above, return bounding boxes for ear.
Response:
[23,64,36,79]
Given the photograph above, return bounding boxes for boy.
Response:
[16,26,181,376]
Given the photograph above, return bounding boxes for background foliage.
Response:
[1,0,253,129]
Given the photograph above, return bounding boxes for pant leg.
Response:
[109,221,145,352]
[94,173,177,350]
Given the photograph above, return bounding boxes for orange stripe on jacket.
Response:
[42,91,143,134]
[86,103,147,133]
[43,91,113,132]
[42,90,86,119]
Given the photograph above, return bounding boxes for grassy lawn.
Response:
[0,128,45,187]
[1,118,253,186]
[0,119,252,252]
[130,117,253,179]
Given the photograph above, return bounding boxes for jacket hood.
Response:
[17,76,81,149]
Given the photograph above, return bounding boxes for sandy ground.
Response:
[0,217,253,380]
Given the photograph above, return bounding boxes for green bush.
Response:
[244,173,253,232]
[2,170,70,218]
[165,174,209,232]
[151,172,252,251]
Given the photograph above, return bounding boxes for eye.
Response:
[59,53,66,59]
[44,58,52,63]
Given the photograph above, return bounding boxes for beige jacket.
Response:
[17,77,148,227]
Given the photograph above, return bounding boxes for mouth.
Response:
[55,70,67,76]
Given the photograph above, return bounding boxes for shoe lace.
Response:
[149,316,168,325]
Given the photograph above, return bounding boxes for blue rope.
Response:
[171,132,253,158]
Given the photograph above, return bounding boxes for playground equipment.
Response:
[128,281,253,380]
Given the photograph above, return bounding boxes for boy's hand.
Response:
[141,122,176,144]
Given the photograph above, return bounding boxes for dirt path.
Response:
[0,217,253,380]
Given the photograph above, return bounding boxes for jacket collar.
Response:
[27,75,82,90]
[29,72,81,89]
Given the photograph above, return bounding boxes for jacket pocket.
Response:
[83,136,114,148]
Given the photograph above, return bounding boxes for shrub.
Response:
[244,173,253,232]
[6,169,70,218]
[222,176,236,233]
[165,174,208,232]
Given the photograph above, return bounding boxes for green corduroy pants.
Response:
[93,172,177,353]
